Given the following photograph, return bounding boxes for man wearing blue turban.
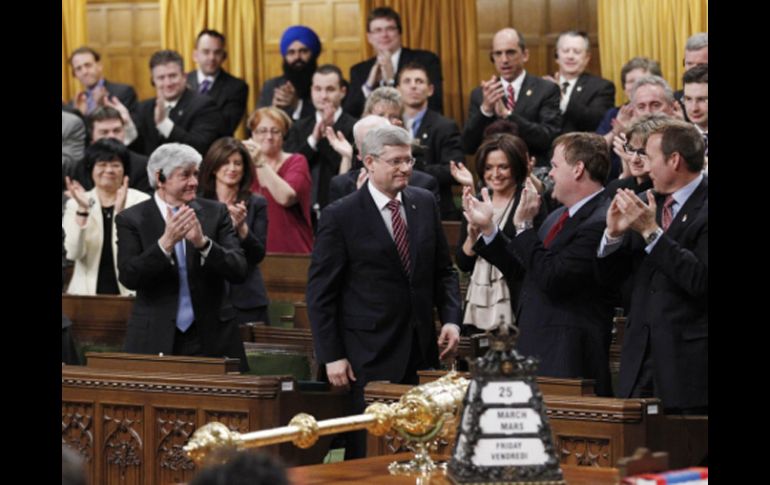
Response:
[258,25,322,121]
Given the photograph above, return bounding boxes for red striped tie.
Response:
[543,210,569,248]
[386,199,411,276]
[662,195,675,231]
[506,84,516,111]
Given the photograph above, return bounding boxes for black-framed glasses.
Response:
[623,143,648,159]
[373,155,415,168]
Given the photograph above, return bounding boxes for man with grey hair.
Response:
[327,115,439,204]
[307,124,461,458]
[630,75,678,118]
[674,32,708,117]
[116,142,250,371]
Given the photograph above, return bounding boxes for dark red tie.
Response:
[543,210,569,248]
[386,199,411,276]
[662,195,675,231]
[506,84,516,111]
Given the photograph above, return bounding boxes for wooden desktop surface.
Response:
[288,453,621,485]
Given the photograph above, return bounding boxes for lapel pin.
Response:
[411,204,416,210]
[526,89,533,96]
[682,214,688,222]
[422,133,428,139]
[177,109,183,117]
[576,86,583,92]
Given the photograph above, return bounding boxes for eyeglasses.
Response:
[623,143,648,159]
[370,25,399,35]
[373,155,415,168]
[491,49,519,60]
[255,128,283,136]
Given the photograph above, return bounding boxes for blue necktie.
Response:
[172,207,195,332]
[199,79,212,94]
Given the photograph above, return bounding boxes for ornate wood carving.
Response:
[103,405,143,484]
[204,411,249,433]
[62,402,94,462]
[556,435,611,467]
[156,408,197,485]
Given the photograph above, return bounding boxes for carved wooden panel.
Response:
[204,410,250,433]
[155,408,197,485]
[102,404,144,485]
[62,401,95,479]
[555,434,611,467]
[86,1,161,102]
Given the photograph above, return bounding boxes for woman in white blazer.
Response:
[63,139,150,295]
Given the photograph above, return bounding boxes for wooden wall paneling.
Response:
[85,1,161,103]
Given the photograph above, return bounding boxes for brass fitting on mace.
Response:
[184,372,469,466]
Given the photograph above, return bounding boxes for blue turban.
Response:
[280,25,322,58]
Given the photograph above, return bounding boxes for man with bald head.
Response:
[462,28,562,166]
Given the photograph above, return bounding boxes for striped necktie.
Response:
[386,199,411,276]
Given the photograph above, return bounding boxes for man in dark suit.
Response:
[307,124,462,458]
[544,31,615,134]
[464,132,616,396]
[398,62,464,219]
[328,115,439,204]
[68,46,139,115]
[69,107,152,194]
[597,119,707,414]
[116,142,249,371]
[344,6,443,118]
[131,50,223,157]
[186,30,249,136]
[284,64,357,220]
[258,25,321,121]
[462,28,562,166]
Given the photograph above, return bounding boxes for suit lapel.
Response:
[170,90,191,122]
[665,179,707,238]
[566,73,588,112]
[514,74,535,115]
[186,72,199,91]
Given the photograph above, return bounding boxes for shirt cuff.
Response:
[480,105,495,118]
[442,323,461,334]
[597,229,624,257]
[307,134,319,151]
[156,117,174,138]
[481,226,499,245]
[158,240,173,261]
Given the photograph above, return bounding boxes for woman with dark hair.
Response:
[454,134,546,333]
[199,137,270,325]
[63,138,150,295]
[245,107,313,254]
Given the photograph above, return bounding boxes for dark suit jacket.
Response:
[116,197,249,371]
[226,194,269,310]
[104,79,139,114]
[411,109,465,219]
[284,111,358,209]
[463,73,562,166]
[187,70,249,136]
[258,75,316,120]
[67,79,139,115]
[327,168,439,205]
[596,178,708,409]
[307,184,462,385]
[344,47,443,118]
[473,192,616,396]
[130,89,224,156]
[561,73,616,133]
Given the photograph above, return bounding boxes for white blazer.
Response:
[63,188,150,295]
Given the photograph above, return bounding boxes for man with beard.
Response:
[259,25,321,121]
[186,30,249,136]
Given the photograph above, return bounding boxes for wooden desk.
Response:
[288,453,621,485]
[63,294,133,346]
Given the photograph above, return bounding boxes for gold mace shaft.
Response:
[240,413,377,448]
